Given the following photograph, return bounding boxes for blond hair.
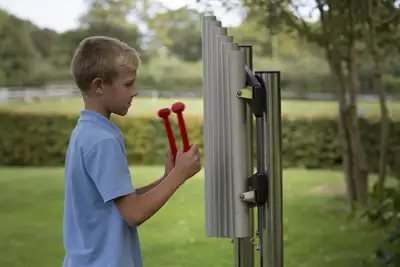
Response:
[71,36,141,92]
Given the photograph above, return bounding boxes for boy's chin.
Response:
[113,108,130,117]
[115,111,129,116]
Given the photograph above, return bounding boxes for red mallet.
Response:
[171,102,190,152]
[158,108,177,162]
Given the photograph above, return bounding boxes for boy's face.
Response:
[101,69,138,116]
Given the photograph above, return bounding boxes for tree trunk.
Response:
[326,50,358,204]
[316,0,359,206]
[324,44,369,208]
[346,43,369,208]
[373,58,390,197]
[366,3,390,199]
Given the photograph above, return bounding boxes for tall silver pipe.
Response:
[211,25,227,236]
[210,23,227,237]
[218,35,233,237]
[205,19,221,237]
[228,48,254,267]
[236,45,255,267]
[256,71,283,267]
[222,41,237,238]
[202,15,217,237]
[228,49,250,238]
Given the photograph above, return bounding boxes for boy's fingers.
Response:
[176,149,183,157]
[167,149,172,158]
[190,144,198,152]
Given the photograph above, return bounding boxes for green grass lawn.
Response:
[1,96,400,118]
[0,166,386,267]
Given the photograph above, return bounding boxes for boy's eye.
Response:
[125,80,135,87]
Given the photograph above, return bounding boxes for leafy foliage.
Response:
[1,2,400,93]
[361,171,400,266]
[1,111,400,172]
[148,7,203,62]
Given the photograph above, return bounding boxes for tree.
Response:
[0,9,39,87]
[76,0,147,61]
[148,7,203,62]
[30,28,59,59]
[79,0,162,34]
[79,0,135,27]
[363,0,399,200]
[50,23,145,69]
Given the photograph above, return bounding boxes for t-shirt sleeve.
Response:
[84,138,135,203]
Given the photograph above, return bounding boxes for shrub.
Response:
[0,111,203,166]
[383,75,400,95]
[0,111,400,173]
[361,173,400,267]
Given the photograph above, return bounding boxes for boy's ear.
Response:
[92,77,104,94]
[96,84,103,94]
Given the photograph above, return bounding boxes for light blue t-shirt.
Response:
[62,110,143,267]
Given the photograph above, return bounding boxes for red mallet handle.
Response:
[158,108,177,161]
[171,102,190,152]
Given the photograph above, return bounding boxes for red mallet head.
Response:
[171,102,185,113]
[157,108,177,162]
[158,108,171,118]
[171,102,190,152]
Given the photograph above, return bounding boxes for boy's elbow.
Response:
[114,193,145,227]
[126,212,145,227]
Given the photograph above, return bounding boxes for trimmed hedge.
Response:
[0,111,400,173]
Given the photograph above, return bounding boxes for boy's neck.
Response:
[83,97,111,119]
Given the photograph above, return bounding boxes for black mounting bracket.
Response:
[249,172,269,206]
[236,65,267,118]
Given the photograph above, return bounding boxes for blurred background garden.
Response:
[0,0,399,266]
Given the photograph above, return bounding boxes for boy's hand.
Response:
[163,149,174,178]
[173,144,202,182]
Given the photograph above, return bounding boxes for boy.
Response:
[62,36,202,267]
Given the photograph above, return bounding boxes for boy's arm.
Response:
[135,151,174,195]
[85,138,185,227]
[114,169,184,227]
[134,174,166,195]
